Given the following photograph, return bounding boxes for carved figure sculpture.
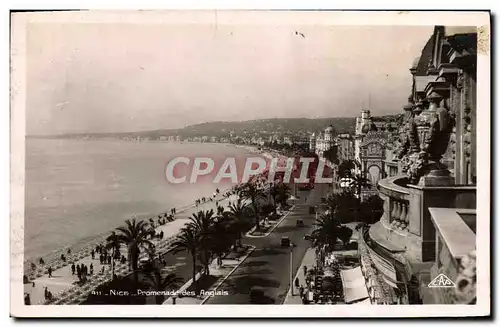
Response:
[454,250,476,304]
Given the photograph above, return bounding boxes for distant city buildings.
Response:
[309,125,335,158]
[334,133,354,162]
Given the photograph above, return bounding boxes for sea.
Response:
[24,138,257,262]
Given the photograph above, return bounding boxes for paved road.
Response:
[204,184,329,305]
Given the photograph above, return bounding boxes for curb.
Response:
[162,270,203,304]
[245,206,296,238]
[200,245,256,305]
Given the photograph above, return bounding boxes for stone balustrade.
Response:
[378,176,412,233]
[377,175,476,262]
[389,199,410,231]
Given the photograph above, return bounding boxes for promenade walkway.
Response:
[24,191,239,305]
[282,248,317,304]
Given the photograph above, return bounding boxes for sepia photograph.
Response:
[9,10,490,318]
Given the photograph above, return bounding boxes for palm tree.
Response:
[105,231,121,279]
[270,182,290,210]
[188,210,215,275]
[143,269,183,304]
[216,205,225,216]
[337,225,353,248]
[210,216,234,267]
[338,160,356,178]
[228,198,249,248]
[115,219,154,285]
[240,182,266,230]
[325,194,339,214]
[142,246,182,304]
[311,213,340,252]
[172,226,201,293]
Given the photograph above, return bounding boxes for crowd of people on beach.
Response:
[194,187,244,208]
[194,188,222,206]
[70,262,94,282]
[25,183,257,305]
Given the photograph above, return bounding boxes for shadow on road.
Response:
[223,276,281,295]
[232,267,273,277]
[251,247,287,257]
[250,295,275,304]
[242,260,269,268]
[273,225,309,233]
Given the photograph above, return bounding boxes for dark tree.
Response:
[359,195,384,224]
[338,160,356,178]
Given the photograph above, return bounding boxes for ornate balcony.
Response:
[376,175,476,262]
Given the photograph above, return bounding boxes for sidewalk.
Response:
[163,245,255,305]
[282,247,317,305]
[23,192,239,305]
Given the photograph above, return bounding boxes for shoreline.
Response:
[23,140,284,278]
[23,185,237,279]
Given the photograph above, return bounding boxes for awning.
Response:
[351,297,372,305]
[444,26,477,37]
[382,275,398,288]
[340,267,369,304]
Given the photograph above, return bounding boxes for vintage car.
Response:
[280,236,291,247]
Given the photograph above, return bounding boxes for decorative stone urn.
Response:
[399,93,455,186]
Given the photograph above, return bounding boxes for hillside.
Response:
[37,114,400,140]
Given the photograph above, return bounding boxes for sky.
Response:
[24,20,433,135]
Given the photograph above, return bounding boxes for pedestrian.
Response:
[303,265,307,277]
[71,263,75,275]
[67,248,71,255]
[44,287,49,300]
[24,293,31,305]
[91,249,95,260]
[32,281,35,288]
[39,258,45,265]
[90,263,94,275]
[47,266,52,278]
[295,277,300,288]
[61,254,66,262]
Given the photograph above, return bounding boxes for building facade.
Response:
[309,125,335,158]
[360,26,478,305]
[352,109,399,200]
[335,133,355,162]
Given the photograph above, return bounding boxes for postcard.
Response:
[10,10,490,318]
